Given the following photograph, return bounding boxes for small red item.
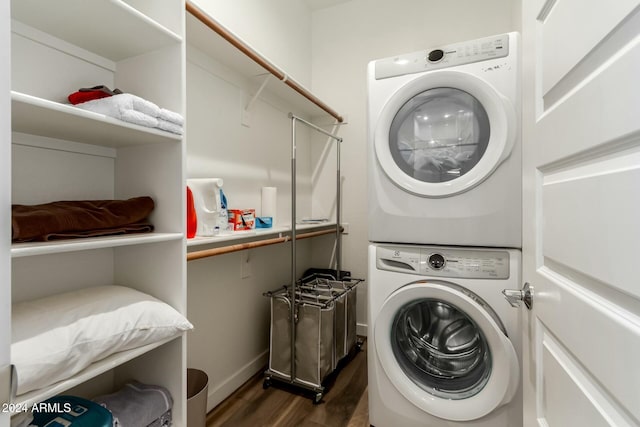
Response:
[186,186,197,239]
[68,90,113,105]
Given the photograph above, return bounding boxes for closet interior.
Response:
[5,0,347,422]
[184,0,349,411]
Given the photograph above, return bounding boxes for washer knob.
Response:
[427,49,444,63]
[428,253,446,270]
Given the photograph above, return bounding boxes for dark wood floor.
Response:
[206,339,369,427]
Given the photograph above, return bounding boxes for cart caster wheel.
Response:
[313,392,323,404]
[263,378,272,389]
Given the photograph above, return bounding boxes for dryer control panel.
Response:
[374,33,510,80]
[376,244,510,279]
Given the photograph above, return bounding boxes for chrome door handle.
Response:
[502,282,534,310]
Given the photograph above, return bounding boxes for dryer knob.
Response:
[428,253,446,270]
[427,49,444,63]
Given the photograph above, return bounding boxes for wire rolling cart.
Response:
[262,114,362,404]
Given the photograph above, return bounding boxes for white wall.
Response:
[191,0,312,87]
[311,0,516,329]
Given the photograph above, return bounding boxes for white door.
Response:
[0,0,11,425]
[521,1,640,426]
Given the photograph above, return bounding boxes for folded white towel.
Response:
[76,93,183,134]
[121,109,159,128]
[157,119,183,135]
[129,94,161,117]
[159,108,184,126]
[76,93,160,120]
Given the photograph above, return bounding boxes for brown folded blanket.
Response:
[12,197,155,242]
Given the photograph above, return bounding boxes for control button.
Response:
[427,49,444,63]
[428,253,446,270]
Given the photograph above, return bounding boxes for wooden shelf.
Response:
[187,222,337,248]
[185,7,342,122]
[12,233,183,258]
[11,0,181,62]
[12,92,182,148]
[14,336,179,408]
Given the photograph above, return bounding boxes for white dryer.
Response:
[368,243,522,427]
[367,33,520,247]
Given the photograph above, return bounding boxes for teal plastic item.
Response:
[30,395,113,427]
[256,217,273,228]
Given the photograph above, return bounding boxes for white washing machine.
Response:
[368,243,522,427]
[367,33,521,248]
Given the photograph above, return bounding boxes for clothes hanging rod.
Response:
[186,228,340,261]
[289,113,343,142]
[185,1,344,123]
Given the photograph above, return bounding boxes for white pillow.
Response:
[12,285,193,395]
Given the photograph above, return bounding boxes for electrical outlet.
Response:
[240,250,251,278]
[342,222,349,234]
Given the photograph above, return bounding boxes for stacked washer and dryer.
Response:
[366,33,522,427]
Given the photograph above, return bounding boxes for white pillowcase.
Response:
[12,285,193,395]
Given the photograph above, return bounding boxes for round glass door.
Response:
[390,88,490,184]
[374,281,519,421]
[392,298,492,400]
[374,70,516,198]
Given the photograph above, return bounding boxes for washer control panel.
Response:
[374,33,510,80]
[376,244,510,279]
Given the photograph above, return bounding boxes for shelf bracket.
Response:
[242,74,272,127]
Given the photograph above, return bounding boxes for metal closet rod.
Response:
[185,1,344,123]
[186,228,340,262]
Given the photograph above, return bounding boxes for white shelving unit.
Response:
[7,0,187,425]
[13,337,176,408]
[12,92,182,148]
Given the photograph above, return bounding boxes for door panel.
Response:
[522,1,640,426]
[543,164,640,298]
[540,328,635,427]
[538,30,640,165]
[535,266,640,422]
[540,0,638,96]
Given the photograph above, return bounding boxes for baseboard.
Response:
[357,322,368,337]
[206,325,368,411]
[206,350,269,411]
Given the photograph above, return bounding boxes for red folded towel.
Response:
[68,85,123,105]
[12,197,155,242]
[68,90,113,105]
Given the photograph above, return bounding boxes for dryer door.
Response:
[374,280,519,421]
[374,70,516,197]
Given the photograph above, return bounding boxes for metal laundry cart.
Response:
[262,114,361,404]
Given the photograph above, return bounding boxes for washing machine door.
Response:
[374,70,516,197]
[374,280,519,421]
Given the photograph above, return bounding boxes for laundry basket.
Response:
[264,271,362,392]
[300,272,361,362]
[266,287,335,388]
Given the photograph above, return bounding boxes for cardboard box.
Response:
[228,209,256,231]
